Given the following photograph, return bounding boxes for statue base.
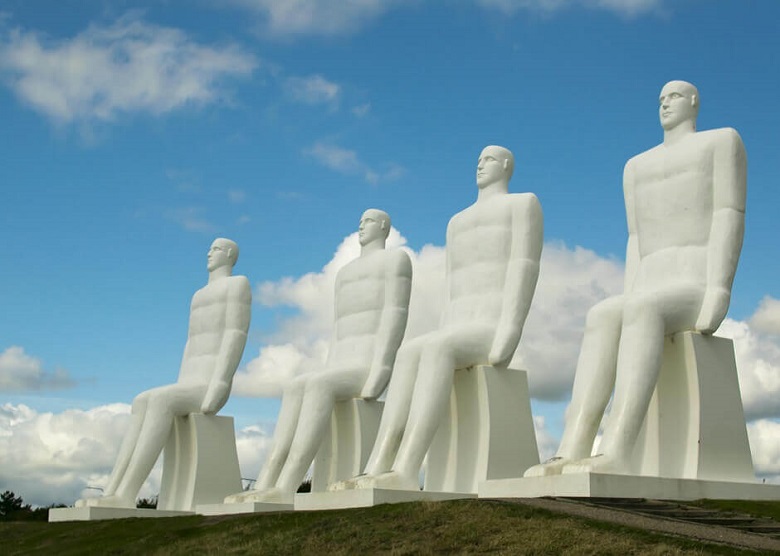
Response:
[196,501,293,515]
[311,399,383,492]
[479,472,780,501]
[294,488,475,511]
[425,366,538,494]
[48,507,192,522]
[158,413,243,511]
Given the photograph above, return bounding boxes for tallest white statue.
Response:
[525,80,747,477]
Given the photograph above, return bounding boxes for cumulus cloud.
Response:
[304,141,405,185]
[475,0,662,16]
[284,74,340,108]
[0,402,274,507]
[225,0,660,39]
[717,316,780,421]
[0,346,75,392]
[0,13,257,125]
[165,206,218,233]
[747,419,780,483]
[226,0,402,38]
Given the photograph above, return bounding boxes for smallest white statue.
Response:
[76,238,251,508]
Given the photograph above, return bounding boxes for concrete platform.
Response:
[479,472,780,501]
[48,506,193,522]
[196,501,293,515]
[294,488,475,511]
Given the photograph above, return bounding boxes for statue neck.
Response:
[663,120,696,146]
[208,266,232,284]
[477,181,508,201]
[360,239,386,256]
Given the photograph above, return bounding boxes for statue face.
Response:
[659,82,697,131]
[207,240,231,271]
[358,211,385,246]
[476,147,506,188]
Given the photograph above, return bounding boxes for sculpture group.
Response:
[68,80,766,518]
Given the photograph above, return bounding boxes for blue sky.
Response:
[2,0,780,506]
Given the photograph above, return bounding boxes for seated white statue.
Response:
[224,209,412,505]
[332,145,543,492]
[76,238,252,508]
[525,80,747,477]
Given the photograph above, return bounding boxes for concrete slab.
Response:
[48,506,193,522]
[294,488,475,511]
[479,472,780,501]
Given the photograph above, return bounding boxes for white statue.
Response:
[333,145,543,491]
[525,80,747,477]
[76,238,252,508]
[224,209,412,505]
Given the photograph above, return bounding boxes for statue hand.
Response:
[200,380,230,414]
[488,325,519,368]
[695,287,730,334]
[360,364,390,400]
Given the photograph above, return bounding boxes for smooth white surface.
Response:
[332,146,543,492]
[226,210,412,505]
[158,414,243,511]
[632,332,754,482]
[74,238,251,509]
[197,501,293,515]
[480,473,780,501]
[425,366,538,494]
[311,399,383,492]
[525,81,747,478]
[295,488,475,511]
[48,507,192,522]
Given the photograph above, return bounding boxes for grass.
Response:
[2,499,767,555]
[689,499,780,522]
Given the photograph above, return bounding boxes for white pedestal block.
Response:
[311,399,383,492]
[197,501,293,515]
[480,473,780,501]
[48,507,192,522]
[424,366,539,494]
[294,488,475,511]
[158,414,242,511]
[631,332,754,482]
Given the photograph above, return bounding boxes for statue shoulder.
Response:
[703,127,744,150]
[226,275,252,302]
[386,248,412,276]
[507,192,542,219]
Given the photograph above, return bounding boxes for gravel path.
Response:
[495,497,780,553]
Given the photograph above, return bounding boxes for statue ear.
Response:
[691,94,699,108]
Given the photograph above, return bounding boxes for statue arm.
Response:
[488,195,543,368]
[696,129,747,333]
[361,251,413,400]
[623,160,640,294]
[201,276,252,414]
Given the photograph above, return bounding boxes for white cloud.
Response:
[0,402,274,507]
[352,102,371,118]
[0,13,257,124]
[226,0,402,38]
[748,296,780,336]
[304,141,405,185]
[225,0,660,39]
[717,317,780,421]
[284,74,340,108]
[0,346,75,392]
[165,206,218,233]
[228,189,247,204]
[747,419,780,484]
[475,0,662,16]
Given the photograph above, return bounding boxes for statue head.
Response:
[207,238,239,272]
[659,80,699,131]
[358,209,391,247]
[477,145,514,189]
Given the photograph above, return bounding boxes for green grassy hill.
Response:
[3,499,767,555]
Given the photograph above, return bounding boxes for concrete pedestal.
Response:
[311,399,383,492]
[631,332,754,481]
[158,414,242,511]
[49,506,192,522]
[425,366,539,494]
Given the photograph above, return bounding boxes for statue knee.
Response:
[585,298,623,331]
[283,375,307,399]
[622,295,661,329]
